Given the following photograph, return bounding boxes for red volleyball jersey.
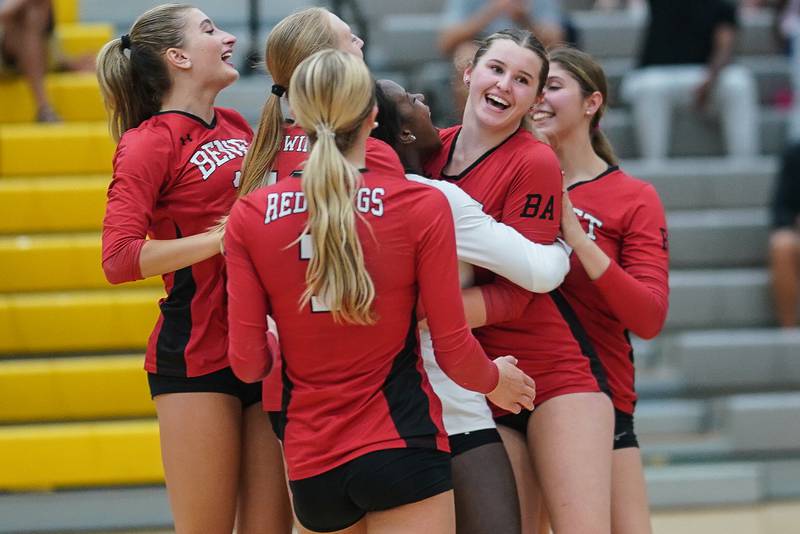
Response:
[559,167,670,414]
[258,123,408,411]
[102,108,252,377]
[424,126,606,411]
[225,168,497,480]
[273,122,404,181]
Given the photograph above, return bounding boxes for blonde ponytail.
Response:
[238,7,338,196]
[289,50,376,325]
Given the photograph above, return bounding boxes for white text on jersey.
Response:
[264,188,385,224]
[283,135,310,153]
[572,207,603,240]
[190,138,249,180]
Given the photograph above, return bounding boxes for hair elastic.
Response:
[271,84,286,97]
[120,34,131,50]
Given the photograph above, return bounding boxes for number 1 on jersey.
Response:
[299,234,331,313]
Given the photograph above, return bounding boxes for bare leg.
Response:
[366,490,456,534]
[498,425,546,534]
[1,0,58,120]
[236,403,294,534]
[611,448,652,534]
[451,441,520,534]
[528,393,614,534]
[769,229,800,327]
[155,392,241,534]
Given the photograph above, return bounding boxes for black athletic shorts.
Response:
[147,366,262,407]
[290,448,452,532]
[613,408,639,450]
[494,410,533,436]
[449,428,502,457]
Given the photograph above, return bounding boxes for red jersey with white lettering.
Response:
[102,108,252,377]
[424,125,605,411]
[273,122,404,182]
[225,168,498,480]
[260,123,406,411]
[560,167,670,414]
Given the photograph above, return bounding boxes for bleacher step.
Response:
[623,156,775,210]
[0,73,105,124]
[0,233,160,292]
[0,176,108,234]
[668,208,768,268]
[0,288,161,353]
[667,328,800,391]
[668,269,772,330]
[0,122,114,176]
[0,419,162,491]
[0,354,151,422]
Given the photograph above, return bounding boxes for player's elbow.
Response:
[229,355,271,384]
[631,309,667,340]
[102,258,133,285]
[532,255,570,293]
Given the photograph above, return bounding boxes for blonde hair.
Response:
[289,49,376,325]
[238,8,339,197]
[548,46,618,166]
[96,3,193,141]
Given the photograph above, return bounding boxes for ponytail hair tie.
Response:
[271,84,286,97]
[120,34,131,50]
[315,123,336,139]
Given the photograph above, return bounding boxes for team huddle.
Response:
[97,4,669,534]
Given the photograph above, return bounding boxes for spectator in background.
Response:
[0,0,59,121]
[769,144,800,328]
[438,0,570,120]
[621,0,760,162]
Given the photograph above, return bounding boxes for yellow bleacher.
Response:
[0,0,164,492]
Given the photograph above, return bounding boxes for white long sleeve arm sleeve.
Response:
[407,174,570,293]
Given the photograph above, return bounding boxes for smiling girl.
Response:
[424,30,615,534]
[97,4,291,532]
[535,46,669,534]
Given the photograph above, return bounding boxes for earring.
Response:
[400,133,417,145]
[373,121,379,129]
[465,78,471,87]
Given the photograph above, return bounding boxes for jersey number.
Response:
[232,171,277,189]
[299,234,331,313]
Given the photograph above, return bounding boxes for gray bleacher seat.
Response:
[623,157,776,211]
[724,392,800,452]
[667,208,768,268]
[666,329,800,390]
[635,399,708,435]
[645,463,764,508]
[667,269,772,330]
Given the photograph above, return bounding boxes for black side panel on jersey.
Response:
[275,355,294,441]
[155,224,195,376]
[549,290,611,396]
[382,313,439,449]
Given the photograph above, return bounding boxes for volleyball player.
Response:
[424,30,615,534]
[97,5,291,532]
[534,45,670,534]
[225,49,535,534]
[373,78,570,534]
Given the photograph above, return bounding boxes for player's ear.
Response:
[165,47,191,70]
